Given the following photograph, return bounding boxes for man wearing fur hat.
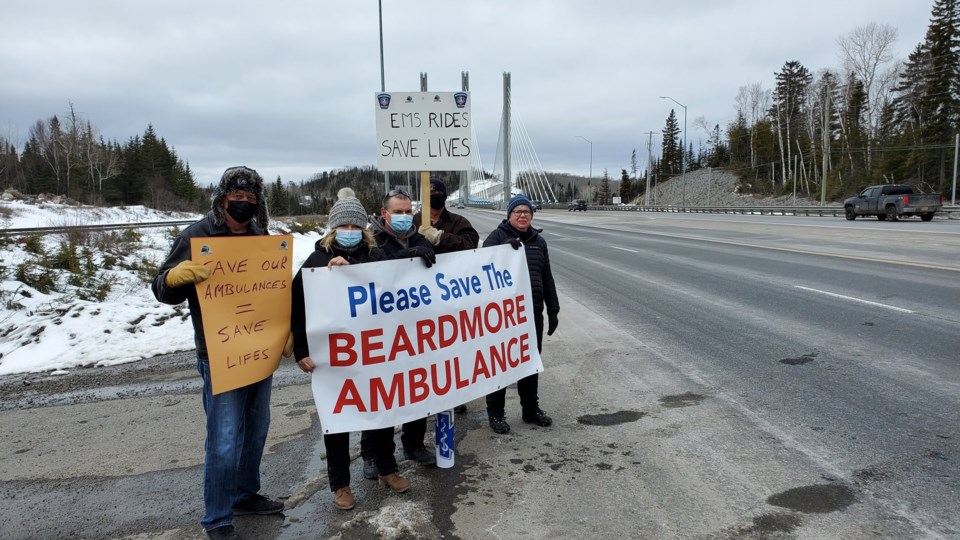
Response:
[152,166,283,540]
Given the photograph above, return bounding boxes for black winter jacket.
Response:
[483,220,560,318]
[413,209,480,254]
[369,216,435,259]
[151,212,267,361]
[290,238,386,361]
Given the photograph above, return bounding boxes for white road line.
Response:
[794,285,915,314]
[612,246,640,253]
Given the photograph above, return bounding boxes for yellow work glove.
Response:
[163,260,210,288]
[419,225,443,246]
[282,332,294,358]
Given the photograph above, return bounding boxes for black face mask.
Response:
[226,200,257,223]
[430,193,447,210]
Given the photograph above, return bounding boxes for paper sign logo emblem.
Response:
[279,240,289,250]
[199,245,212,256]
[404,95,414,103]
[376,93,391,109]
[454,92,468,108]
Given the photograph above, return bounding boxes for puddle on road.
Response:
[780,352,818,366]
[766,483,856,513]
[576,410,646,426]
[658,392,705,408]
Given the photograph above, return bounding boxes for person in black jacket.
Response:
[363,178,482,477]
[290,189,410,512]
[414,177,480,255]
[151,166,283,540]
[482,194,560,434]
[359,189,438,474]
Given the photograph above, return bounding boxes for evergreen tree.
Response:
[921,0,959,187]
[707,124,730,167]
[619,168,633,203]
[269,176,289,216]
[661,110,682,175]
[597,169,612,205]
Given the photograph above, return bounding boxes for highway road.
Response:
[2,209,957,539]
[457,207,960,538]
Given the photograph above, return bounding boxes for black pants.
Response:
[486,313,543,417]
[326,427,396,490]
[360,418,425,462]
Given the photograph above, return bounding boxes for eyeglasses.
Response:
[511,210,532,216]
[382,188,410,208]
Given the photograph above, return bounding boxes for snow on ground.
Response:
[0,200,321,376]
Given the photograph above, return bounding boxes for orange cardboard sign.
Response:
[191,235,293,394]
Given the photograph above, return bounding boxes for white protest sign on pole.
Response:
[374,91,472,171]
[301,245,542,434]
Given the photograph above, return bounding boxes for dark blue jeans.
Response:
[196,359,272,531]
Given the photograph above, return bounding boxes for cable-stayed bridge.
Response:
[448,72,557,208]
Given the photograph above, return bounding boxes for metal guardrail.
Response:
[540,204,960,217]
[0,220,197,236]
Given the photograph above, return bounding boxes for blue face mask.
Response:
[390,214,413,233]
[335,228,362,248]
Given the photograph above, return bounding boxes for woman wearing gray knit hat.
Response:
[289,188,410,511]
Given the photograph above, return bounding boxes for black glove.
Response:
[508,237,523,250]
[398,246,436,268]
[547,314,559,336]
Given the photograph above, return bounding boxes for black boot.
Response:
[522,409,552,427]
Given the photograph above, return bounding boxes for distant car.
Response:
[530,200,543,211]
[456,202,465,209]
[567,199,587,212]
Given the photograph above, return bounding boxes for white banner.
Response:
[302,244,542,433]
[374,91,472,171]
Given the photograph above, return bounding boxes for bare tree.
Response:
[837,22,898,172]
[80,120,120,193]
[735,82,771,169]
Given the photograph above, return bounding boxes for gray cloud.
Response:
[1,0,931,185]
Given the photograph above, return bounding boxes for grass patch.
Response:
[283,217,326,235]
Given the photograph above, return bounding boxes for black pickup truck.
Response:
[843,184,943,221]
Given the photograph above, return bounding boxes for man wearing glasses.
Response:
[481,194,559,435]
[152,166,284,540]
[363,188,438,474]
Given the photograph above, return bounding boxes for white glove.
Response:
[419,225,443,245]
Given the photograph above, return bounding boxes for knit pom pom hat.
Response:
[328,188,369,229]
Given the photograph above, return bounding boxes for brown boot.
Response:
[379,473,410,493]
[333,486,355,510]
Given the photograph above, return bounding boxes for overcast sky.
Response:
[1,1,934,186]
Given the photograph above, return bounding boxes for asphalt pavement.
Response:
[2,209,958,539]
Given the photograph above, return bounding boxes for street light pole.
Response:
[575,135,593,178]
[659,96,687,207]
[378,0,390,195]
